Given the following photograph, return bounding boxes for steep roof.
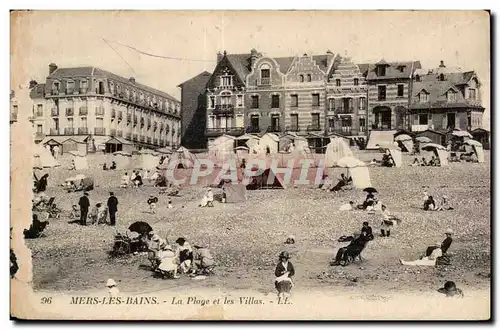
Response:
[411,80,483,110]
[226,54,252,82]
[311,55,329,72]
[419,71,476,86]
[366,61,422,80]
[274,56,295,74]
[177,71,212,87]
[48,67,179,102]
[29,83,46,99]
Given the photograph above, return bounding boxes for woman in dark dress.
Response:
[36,174,49,193]
[275,251,295,298]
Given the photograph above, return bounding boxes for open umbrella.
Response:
[128,221,153,236]
[464,139,482,147]
[337,156,366,168]
[394,134,412,142]
[363,187,378,193]
[451,130,472,138]
[421,143,447,151]
[415,136,432,143]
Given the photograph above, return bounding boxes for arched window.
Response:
[299,75,304,83]
[260,63,271,85]
[306,74,312,82]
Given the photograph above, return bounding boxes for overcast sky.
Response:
[11,10,490,128]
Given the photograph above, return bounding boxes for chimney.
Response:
[217,51,223,63]
[49,63,58,75]
[129,77,136,84]
[439,60,446,68]
[250,48,259,68]
[326,50,334,68]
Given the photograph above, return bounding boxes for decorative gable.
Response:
[206,55,246,91]
[286,55,327,84]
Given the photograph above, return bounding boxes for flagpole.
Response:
[203,28,207,71]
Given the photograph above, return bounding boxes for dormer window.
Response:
[439,73,445,81]
[415,75,420,82]
[378,66,386,76]
[306,74,311,82]
[419,91,429,103]
[397,65,405,73]
[336,79,341,87]
[221,75,233,87]
[260,64,271,85]
[447,91,457,102]
[354,78,359,86]
[299,75,304,83]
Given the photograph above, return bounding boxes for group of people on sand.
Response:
[120,170,145,188]
[102,161,117,170]
[423,191,454,211]
[412,155,441,167]
[147,233,215,279]
[73,191,119,226]
[199,188,215,207]
[319,173,353,192]
[400,229,454,266]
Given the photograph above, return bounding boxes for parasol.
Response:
[363,187,378,193]
[128,221,153,236]
[463,139,482,147]
[394,134,412,142]
[421,143,447,151]
[337,156,366,168]
[415,136,432,143]
[451,130,472,138]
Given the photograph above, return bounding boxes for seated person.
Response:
[69,204,80,220]
[369,159,378,166]
[437,195,454,211]
[330,174,349,192]
[190,245,215,275]
[97,204,108,224]
[339,201,354,211]
[175,237,193,273]
[275,251,295,299]
[361,221,374,241]
[120,173,130,188]
[381,151,394,167]
[400,242,443,266]
[423,196,437,211]
[421,157,428,166]
[156,244,180,279]
[103,163,108,170]
[330,231,368,266]
[434,157,441,166]
[411,157,421,167]
[359,192,375,210]
[88,203,100,225]
[110,161,117,170]
[133,174,143,187]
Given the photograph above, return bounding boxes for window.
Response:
[52,82,60,94]
[221,92,231,105]
[378,66,386,76]
[420,92,429,103]
[251,95,259,109]
[67,118,74,127]
[341,117,352,132]
[299,75,304,83]
[359,97,366,110]
[418,114,428,125]
[447,91,457,102]
[96,118,104,128]
[250,115,259,129]
[328,117,335,129]
[36,104,43,116]
[81,117,87,128]
[291,95,298,107]
[291,114,299,129]
[221,76,232,87]
[235,114,244,128]
[271,95,280,108]
[469,88,476,100]
[208,96,215,108]
[378,86,386,101]
[439,74,445,81]
[336,79,341,87]
[306,74,312,82]
[328,98,335,111]
[359,118,366,132]
[52,118,59,130]
[311,113,320,129]
[354,78,359,86]
[237,95,244,107]
[37,125,43,133]
[468,115,472,128]
[398,65,405,73]
[312,94,320,107]
[66,81,75,94]
[397,84,404,97]
[260,68,270,85]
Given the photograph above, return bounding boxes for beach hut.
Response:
[471,128,490,150]
[234,134,260,150]
[67,150,89,170]
[209,134,236,166]
[33,144,60,169]
[105,137,135,154]
[336,156,372,189]
[464,139,485,163]
[222,182,247,203]
[113,151,133,169]
[394,134,414,153]
[415,130,446,146]
[61,136,90,156]
[259,133,280,154]
[421,143,449,166]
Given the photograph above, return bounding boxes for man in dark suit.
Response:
[78,192,90,225]
[107,192,118,226]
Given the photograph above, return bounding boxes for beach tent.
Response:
[235,146,249,159]
[421,143,449,166]
[139,149,161,170]
[209,135,237,166]
[464,139,485,163]
[165,147,197,169]
[279,133,309,153]
[336,156,372,189]
[234,134,260,150]
[113,151,133,169]
[324,137,354,167]
[246,166,286,190]
[67,151,89,170]
[222,182,247,203]
[259,133,280,154]
[33,144,60,169]
[394,134,414,153]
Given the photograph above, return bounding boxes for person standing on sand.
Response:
[274,251,295,299]
[107,192,118,226]
[78,192,90,226]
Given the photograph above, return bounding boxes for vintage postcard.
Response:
[10,10,491,320]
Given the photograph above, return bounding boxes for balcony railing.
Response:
[246,126,261,134]
[64,127,75,135]
[66,89,74,95]
[411,124,429,132]
[49,128,59,135]
[117,130,123,137]
[259,78,270,85]
[213,104,235,116]
[78,127,89,135]
[371,124,393,130]
[95,107,105,116]
[79,107,88,116]
[336,108,354,114]
[266,126,281,133]
[110,129,116,136]
[126,133,132,139]
[307,125,321,132]
[94,127,106,136]
[51,89,59,95]
[205,127,245,137]
[79,88,88,94]
[328,128,353,136]
[153,138,159,145]
[286,125,300,132]
[140,136,145,142]
[160,139,165,146]
[133,134,138,141]
[51,108,59,116]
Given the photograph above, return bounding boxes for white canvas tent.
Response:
[209,135,237,166]
[394,134,414,153]
[464,139,485,163]
[324,137,354,167]
[259,133,280,154]
[234,134,260,150]
[421,143,449,166]
[33,144,60,169]
[165,147,198,169]
[68,151,89,170]
[389,148,403,167]
[336,156,372,189]
[139,149,161,170]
